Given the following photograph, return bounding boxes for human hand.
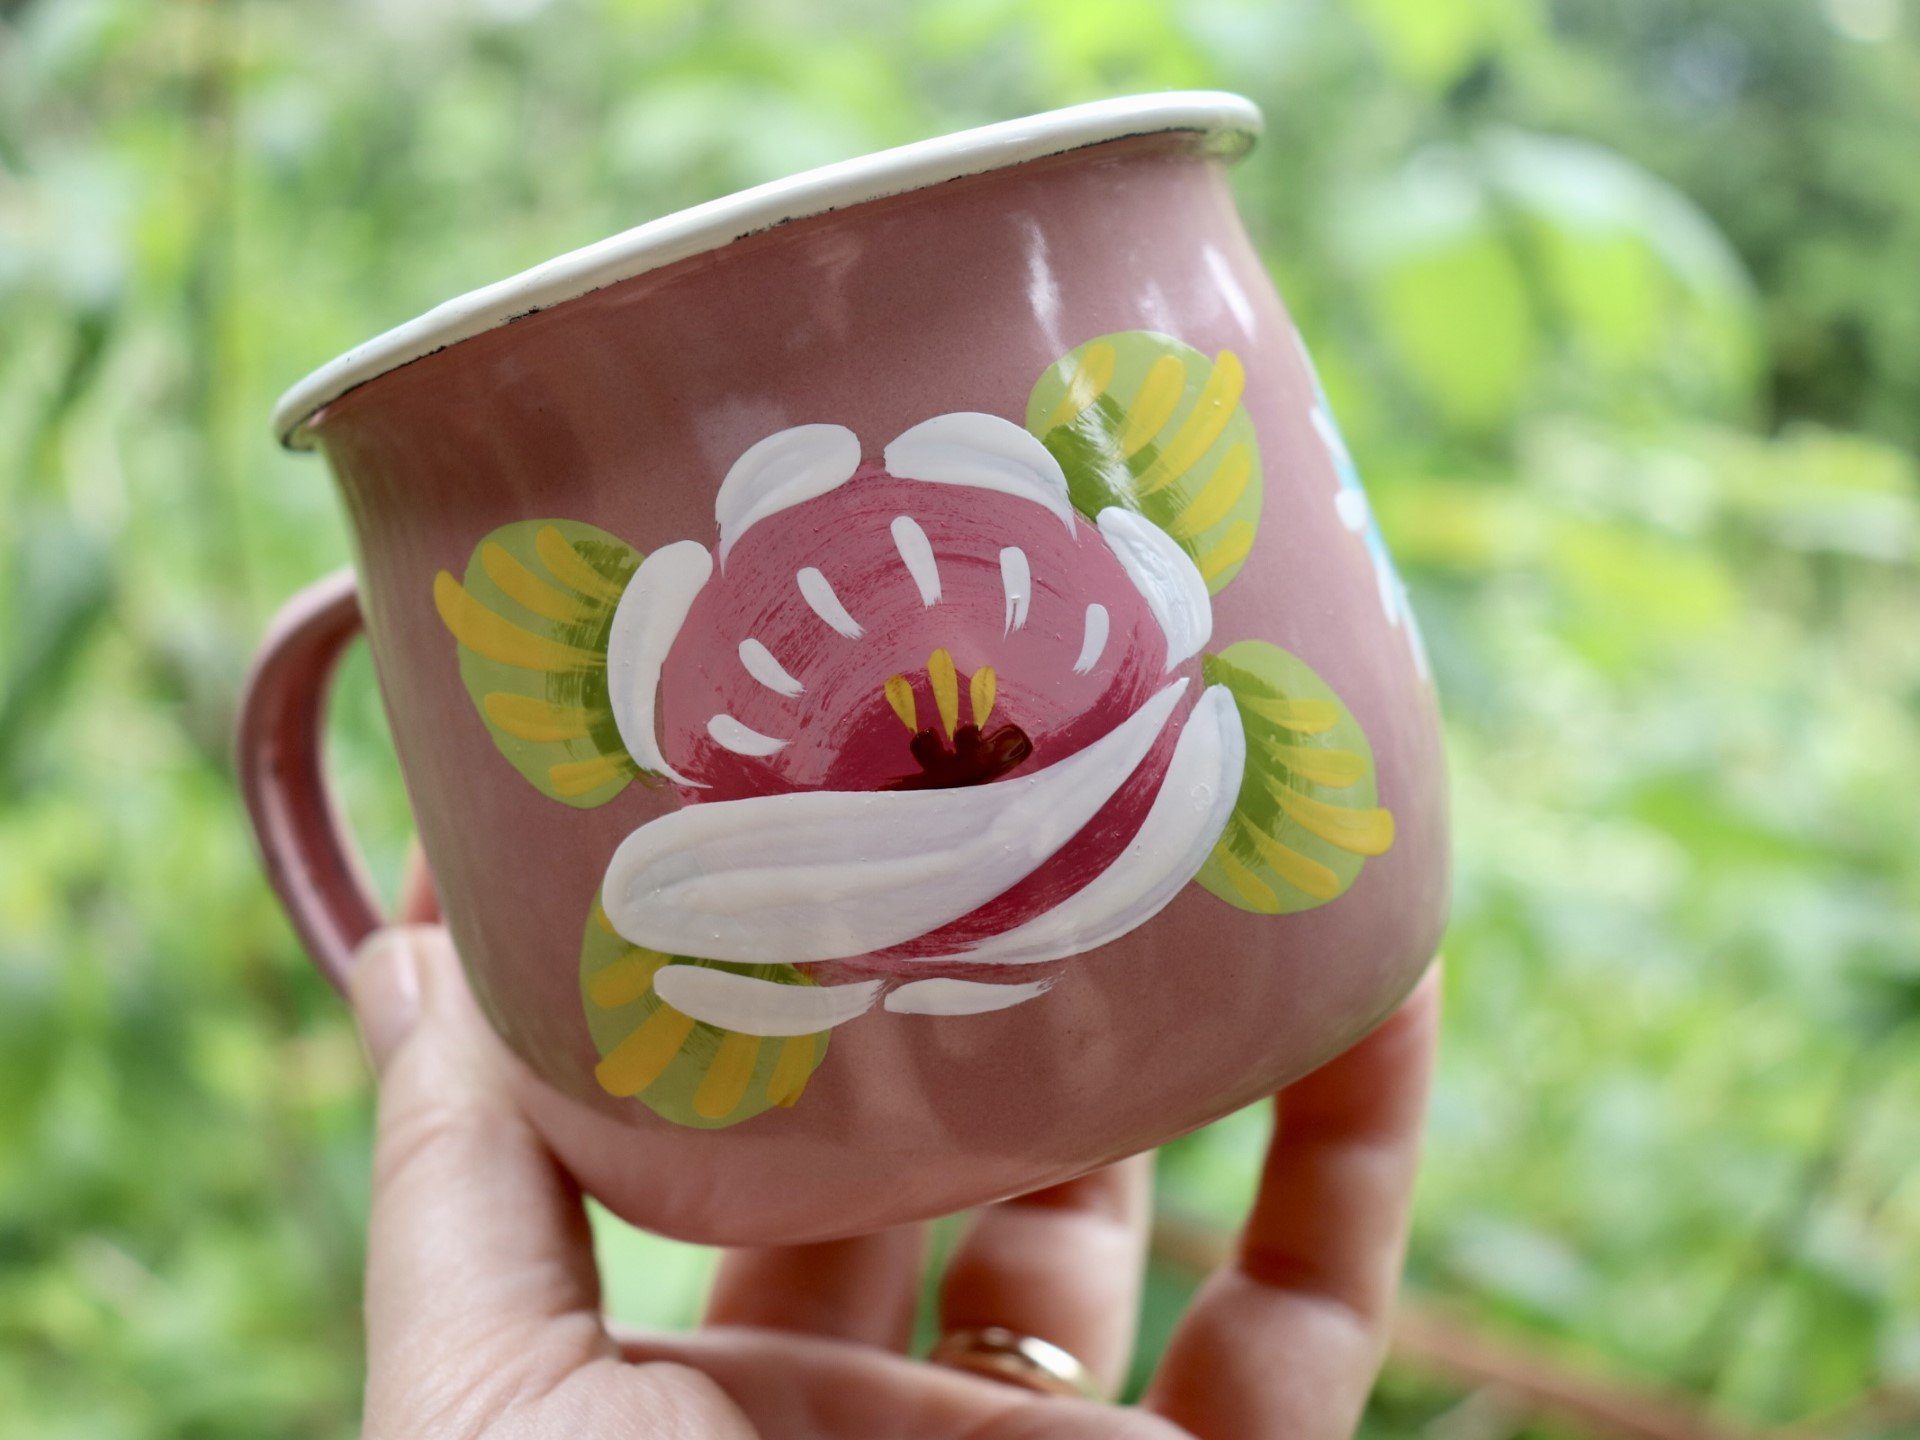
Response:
[350,913,1438,1440]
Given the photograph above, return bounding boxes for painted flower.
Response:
[434,331,1402,1127]
[595,412,1246,1037]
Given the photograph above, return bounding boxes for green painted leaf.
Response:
[578,902,829,1130]
[1025,331,1263,594]
[432,519,644,808]
[1196,640,1395,915]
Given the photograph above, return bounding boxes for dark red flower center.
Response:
[869,647,1037,791]
[885,721,1035,791]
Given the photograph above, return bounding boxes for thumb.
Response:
[349,925,611,1422]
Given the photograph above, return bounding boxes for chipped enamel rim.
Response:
[270,91,1262,449]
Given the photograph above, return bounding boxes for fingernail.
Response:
[351,928,424,1075]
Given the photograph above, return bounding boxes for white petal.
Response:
[715,424,861,564]
[601,680,1188,965]
[796,566,863,638]
[926,683,1245,966]
[999,546,1030,633]
[706,713,788,757]
[1072,602,1109,674]
[884,977,1052,1015]
[890,515,941,606]
[606,541,711,788]
[738,637,804,697]
[1095,508,1212,670]
[653,966,880,1036]
[884,412,1074,531]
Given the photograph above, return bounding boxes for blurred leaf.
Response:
[1344,130,1762,428]
[0,515,113,795]
[1345,150,1539,427]
[1352,0,1542,86]
[1483,129,1762,401]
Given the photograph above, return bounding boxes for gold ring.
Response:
[928,1326,1100,1400]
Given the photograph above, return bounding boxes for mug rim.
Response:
[269,90,1262,450]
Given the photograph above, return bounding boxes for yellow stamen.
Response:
[434,572,602,671]
[1039,342,1116,434]
[1135,350,1245,495]
[928,648,960,737]
[1119,353,1188,456]
[535,526,625,602]
[693,1032,763,1119]
[969,665,997,727]
[594,1003,696,1096]
[884,675,917,732]
[481,542,593,623]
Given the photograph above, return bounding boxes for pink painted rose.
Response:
[596,415,1245,1035]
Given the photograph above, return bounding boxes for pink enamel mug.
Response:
[240,93,1447,1245]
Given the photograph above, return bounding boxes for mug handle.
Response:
[236,568,386,994]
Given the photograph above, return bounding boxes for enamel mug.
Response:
[240,93,1447,1244]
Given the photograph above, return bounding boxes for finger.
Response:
[936,1156,1153,1396]
[707,1225,928,1350]
[353,924,612,1426]
[617,1325,1190,1440]
[398,843,440,923]
[1144,965,1441,1440]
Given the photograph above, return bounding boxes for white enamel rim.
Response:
[270,91,1262,449]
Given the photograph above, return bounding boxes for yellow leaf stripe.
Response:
[594,1004,696,1097]
[1267,782,1396,856]
[1238,817,1342,901]
[1135,350,1245,496]
[480,542,594,623]
[1258,738,1367,788]
[534,526,625,602]
[482,692,594,742]
[1169,442,1254,539]
[1211,846,1279,910]
[1117,352,1188,456]
[768,1034,818,1107]
[548,753,631,797]
[693,1032,763,1119]
[1196,521,1256,582]
[1039,341,1117,434]
[433,572,602,671]
[1240,695,1340,733]
[586,948,670,1009]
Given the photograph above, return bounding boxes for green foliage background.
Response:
[3,0,1917,1435]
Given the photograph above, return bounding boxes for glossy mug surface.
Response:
[246,94,1447,1244]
